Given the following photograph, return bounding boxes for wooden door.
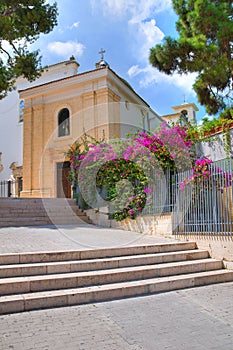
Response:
[57,162,71,198]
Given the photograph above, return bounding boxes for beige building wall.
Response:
[20,65,160,198]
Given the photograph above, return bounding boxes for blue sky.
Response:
[37,0,206,121]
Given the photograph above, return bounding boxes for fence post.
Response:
[7,180,11,197]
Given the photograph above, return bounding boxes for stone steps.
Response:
[0,258,223,296]
[0,198,91,226]
[0,249,209,278]
[0,242,197,264]
[2,270,233,315]
[0,242,233,314]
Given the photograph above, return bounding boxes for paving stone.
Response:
[0,225,232,349]
[0,283,233,349]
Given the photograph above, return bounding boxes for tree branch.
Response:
[0,42,12,61]
[1,7,16,17]
[9,41,21,56]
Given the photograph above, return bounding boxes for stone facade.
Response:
[19,63,161,198]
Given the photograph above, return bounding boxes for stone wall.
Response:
[85,208,172,237]
[85,208,233,264]
[174,233,233,268]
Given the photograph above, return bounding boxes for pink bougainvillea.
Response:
[179,157,214,191]
[67,125,230,221]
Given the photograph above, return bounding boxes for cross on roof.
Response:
[98,48,106,60]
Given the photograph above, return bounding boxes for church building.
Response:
[19,53,162,198]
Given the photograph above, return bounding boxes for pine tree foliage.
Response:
[149,0,233,114]
[0,0,58,98]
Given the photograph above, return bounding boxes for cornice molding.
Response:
[19,67,158,118]
[19,69,109,99]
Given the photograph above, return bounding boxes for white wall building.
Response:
[200,129,233,161]
[162,102,198,126]
[0,58,79,180]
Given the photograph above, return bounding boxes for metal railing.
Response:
[60,156,233,236]
[172,158,233,235]
[0,178,23,198]
[145,168,176,216]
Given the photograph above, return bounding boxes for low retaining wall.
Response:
[86,208,172,236]
[85,208,172,236]
[85,208,233,264]
[174,233,233,266]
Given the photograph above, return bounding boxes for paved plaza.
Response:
[0,224,233,350]
[0,223,178,253]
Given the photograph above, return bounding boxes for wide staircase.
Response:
[0,241,233,314]
[0,198,91,226]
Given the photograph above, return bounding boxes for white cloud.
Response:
[47,41,85,58]
[92,0,193,94]
[130,0,172,24]
[119,1,196,95]
[91,0,171,78]
[139,19,164,45]
[54,21,80,34]
[91,0,172,20]
[128,65,197,94]
[68,21,80,30]
[92,0,167,63]
[133,19,164,60]
[128,65,140,77]
[91,0,134,17]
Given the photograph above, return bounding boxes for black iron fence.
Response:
[0,178,23,198]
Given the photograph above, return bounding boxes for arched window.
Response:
[181,109,188,118]
[179,109,188,126]
[58,108,70,137]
